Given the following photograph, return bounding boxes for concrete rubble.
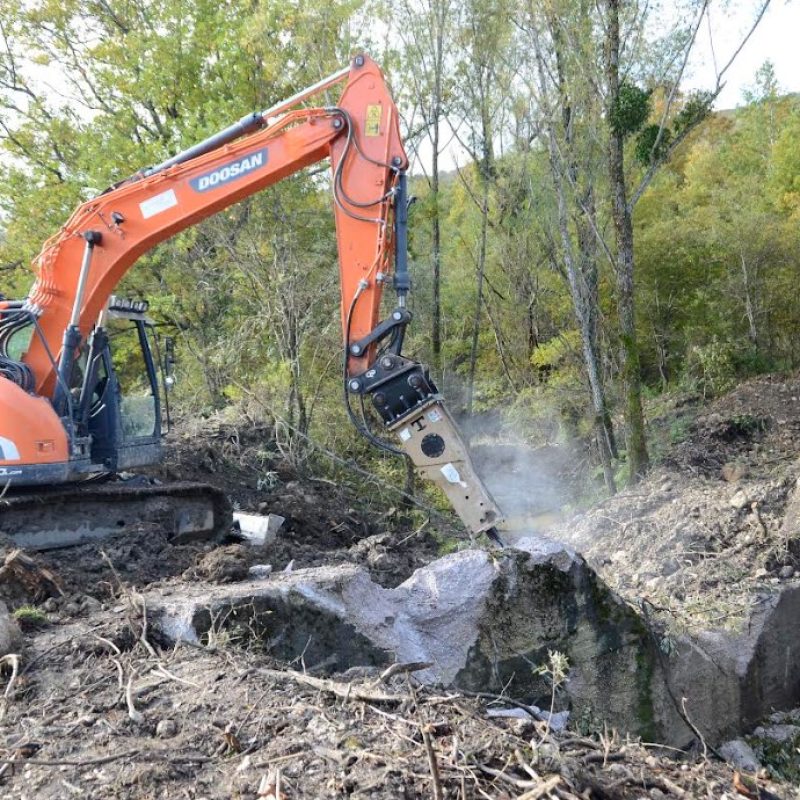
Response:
[233,512,285,545]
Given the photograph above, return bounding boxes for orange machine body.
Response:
[0,55,407,479]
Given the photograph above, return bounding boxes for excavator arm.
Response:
[0,54,502,540]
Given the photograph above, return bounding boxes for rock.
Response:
[42,598,58,612]
[0,601,21,656]
[722,463,748,483]
[156,541,665,741]
[779,565,795,580]
[661,559,680,577]
[730,490,751,510]
[62,602,80,617]
[752,724,800,743]
[719,739,761,772]
[156,719,178,738]
[153,544,800,748]
[248,564,273,579]
[81,595,102,612]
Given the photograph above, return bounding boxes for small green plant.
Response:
[669,417,690,444]
[534,650,570,740]
[13,605,47,628]
[747,729,800,783]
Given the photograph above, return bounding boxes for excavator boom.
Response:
[0,55,502,548]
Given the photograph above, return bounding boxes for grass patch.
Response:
[13,605,47,629]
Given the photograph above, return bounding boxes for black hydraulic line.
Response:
[342,287,404,456]
[142,112,264,177]
[393,171,410,305]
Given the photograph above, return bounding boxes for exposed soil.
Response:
[1,602,795,800]
[554,373,800,632]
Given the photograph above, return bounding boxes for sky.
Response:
[680,0,799,107]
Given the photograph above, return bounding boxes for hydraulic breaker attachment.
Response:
[347,346,504,538]
[389,398,502,536]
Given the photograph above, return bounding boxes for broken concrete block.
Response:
[233,513,285,545]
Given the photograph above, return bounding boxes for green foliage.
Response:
[13,605,47,628]
[747,729,800,783]
[0,0,795,497]
[686,337,737,398]
[609,82,651,138]
[634,123,671,166]
[672,91,713,136]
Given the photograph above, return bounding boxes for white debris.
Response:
[248,564,273,579]
[233,512,285,545]
[486,705,570,732]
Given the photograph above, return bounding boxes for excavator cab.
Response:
[82,297,163,472]
[0,295,163,485]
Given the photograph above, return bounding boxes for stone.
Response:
[719,739,761,772]
[152,542,800,748]
[752,724,800,743]
[778,565,795,580]
[154,539,665,740]
[233,513,285,545]
[81,595,102,612]
[729,490,751,510]
[248,564,273,580]
[156,719,178,738]
[721,463,748,483]
[0,602,21,656]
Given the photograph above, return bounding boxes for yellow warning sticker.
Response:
[365,104,382,137]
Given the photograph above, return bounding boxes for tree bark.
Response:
[532,15,617,492]
[431,12,444,373]
[605,0,649,483]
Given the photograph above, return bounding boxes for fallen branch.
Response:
[259,668,403,704]
[125,671,144,723]
[421,724,444,800]
[0,749,212,767]
[516,775,562,800]
[0,654,20,698]
[377,661,432,684]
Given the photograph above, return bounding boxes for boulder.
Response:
[152,540,800,747]
[719,739,761,772]
[155,538,664,740]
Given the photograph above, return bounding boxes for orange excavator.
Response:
[0,55,502,550]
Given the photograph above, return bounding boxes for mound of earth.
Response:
[554,373,800,632]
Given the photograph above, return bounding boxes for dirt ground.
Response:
[0,391,799,798]
[553,373,800,633]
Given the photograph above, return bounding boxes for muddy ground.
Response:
[0,386,799,798]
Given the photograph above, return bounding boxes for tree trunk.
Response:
[740,252,758,348]
[605,0,649,483]
[466,175,489,415]
[431,25,443,374]
[534,16,617,492]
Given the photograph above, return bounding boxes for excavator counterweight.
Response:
[0,55,503,549]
